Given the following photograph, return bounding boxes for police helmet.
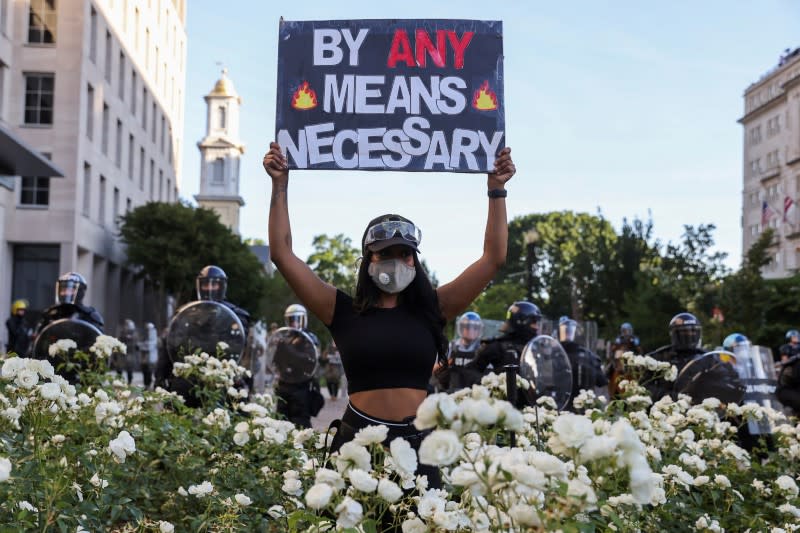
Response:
[56,272,87,305]
[285,303,308,330]
[504,301,542,335]
[196,265,228,301]
[669,312,702,350]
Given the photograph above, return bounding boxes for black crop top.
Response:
[326,290,437,393]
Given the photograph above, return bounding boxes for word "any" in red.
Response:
[387,29,474,69]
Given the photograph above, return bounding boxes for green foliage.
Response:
[305,233,360,296]
[118,202,269,323]
[471,281,527,321]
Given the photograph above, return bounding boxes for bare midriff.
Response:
[349,388,428,422]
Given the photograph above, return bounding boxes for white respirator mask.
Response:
[368,259,417,294]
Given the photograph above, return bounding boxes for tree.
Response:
[118,202,269,327]
[305,234,360,296]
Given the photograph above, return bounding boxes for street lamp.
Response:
[523,228,540,301]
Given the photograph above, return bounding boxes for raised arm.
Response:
[264,142,337,325]
[437,147,515,320]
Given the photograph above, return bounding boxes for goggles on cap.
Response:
[364,220,422,248]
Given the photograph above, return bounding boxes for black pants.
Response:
[276,380,312,428]
[141,362,153,389]
[329,402,441,489]
[777,384,800,413]
[327,378,340,398]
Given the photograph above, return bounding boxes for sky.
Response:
[178,1,800,283]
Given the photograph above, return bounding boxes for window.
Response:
[113,187,120,227]
[160,116,165,153]
[118,52,126,100]
[89,7,97,61]
[134,8,139,50]
[28,0,57,44]
[139,147,144,189]
[20,176,50,205]
[1,0,8,37]
[749,126,762,146]
[82,162,91,216]
[151,102,156,142]
[167,177,172,202]
[24,73,54,125]
[130,70,137,113]
[115,119,122,167]
[86,83,94,139]
[99,175,106,225]
[212,158,224,184]
[218,105,226,129]
[154,46,159,81]
[158,169,163,201]
[141,88,147,128]
[0,61,6,121]
[126,197,131,213]
[128,134,134,179]
[104,30,112,82]
[149,158,154,197]
[145,28,150,69]
[101,103,109,154]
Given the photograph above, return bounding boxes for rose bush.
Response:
[0,343,798,532]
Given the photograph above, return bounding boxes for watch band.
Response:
[488,188,508,198]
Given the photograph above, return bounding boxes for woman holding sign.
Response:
[263,141,515,482]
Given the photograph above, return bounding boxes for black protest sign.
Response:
[275,19,504,172]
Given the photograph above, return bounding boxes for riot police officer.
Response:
[274,304,321,428]
[778,329,800,363]
[557,317,607,410]
[644,312,704,400]
[33,272,104,338]
[196,265,250,337]
[611,322,642,354]
[444,311,485,391]
[5,299,32,355]
[468,301,542,400]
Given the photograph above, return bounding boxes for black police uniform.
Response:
[779,342,800,362]
[5,314,32,355]
[561,340,607,410]
[445,340,484,392]
[34,303,104,337]
[275,328,321,428]
[777,355,800,413]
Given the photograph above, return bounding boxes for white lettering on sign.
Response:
[313,28,369,66]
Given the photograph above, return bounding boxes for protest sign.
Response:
[275,19,504,172]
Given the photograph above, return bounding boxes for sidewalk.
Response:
[312,387,347,431]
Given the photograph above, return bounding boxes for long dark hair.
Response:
[353,250,448,364]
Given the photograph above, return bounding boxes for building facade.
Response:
[0,0,187,346]
[740,48,800,278]
[195,69,245,234]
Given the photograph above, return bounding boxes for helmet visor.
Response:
[197,277,227,301]
[286,313,306,329]
[364,221,421,249]
[57,280,81,304]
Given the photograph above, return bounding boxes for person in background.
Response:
[139,322,159,389]
[321,341,344,400]
[5,299,32,356]
[118,319,140,384]
[778,329,800,363]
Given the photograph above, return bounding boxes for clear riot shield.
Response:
[481,319,505,340]
[519,335,573,410]
[732,344,781,434]
[674,351,745,405]
[243,321,268,393]
[265,327,319,384]
[32,318,102,376]
[166,301,245,362]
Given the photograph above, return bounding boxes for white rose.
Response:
[90,473,109,488]
[353,424,389,446]
[550,413,594,451]
[418,430,462,466]
[108,431,136,463]
[305,482,334,509]
[432,510,459,530]
[334,496,363,529]
[315,468,345,490]
[233,432,250,446]
[18,500,38,512]
[390,438,418,474]
[347,468,378,493]
[401,517,427,533]
[508,503,542,526]
[0,457,12,482]
[187,481,214,497]
[159,521,175,533]
[578,435,617,462]
[377,478,403,503]
[16,369,39,389]
[40,382,62,400]
[267,505,285,518]
[282,477,303,496]
[776,475,799,497]
[1,357,25,379]
[335,441,372,473]
[234,493,252,506]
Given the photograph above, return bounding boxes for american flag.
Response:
[784,196,795,223]
[762,200,775,226]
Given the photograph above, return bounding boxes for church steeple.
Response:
[195,68,245,234]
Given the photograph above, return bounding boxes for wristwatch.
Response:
[487,188,507,198]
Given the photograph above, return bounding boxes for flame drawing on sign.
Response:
[472,81,498,111]
[291,81,318,110]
